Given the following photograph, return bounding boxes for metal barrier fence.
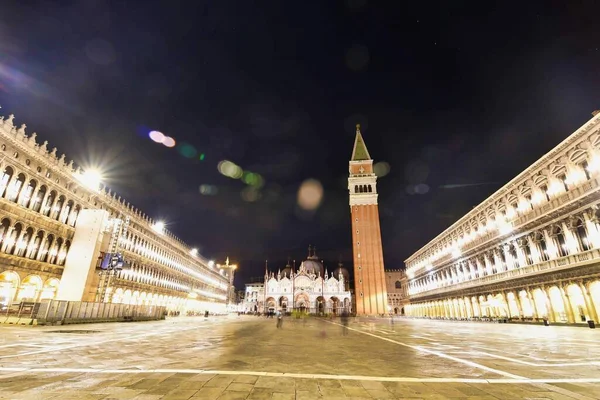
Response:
[0,300,166,325]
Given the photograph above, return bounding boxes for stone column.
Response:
[559,284,576,323]
[27,186,41,210]
[562,221,581,254]
[579,281,599,322]
[513,291,524,318]
[526,287,540,318]
[16,182,31,206]
[543,228,558,259]
[0,226,15,253]
[516,239,528,266]
[2,174,19,200]
[583,210,600,248]
[36,235,49,261]
[13,230,27,256]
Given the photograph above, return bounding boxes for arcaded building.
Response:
[0,112,229,313]
[385,269,409,315]
[405,111,600,324]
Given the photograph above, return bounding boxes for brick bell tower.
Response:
[348,124,388,315]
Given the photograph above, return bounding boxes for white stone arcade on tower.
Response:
[262,246,352,314]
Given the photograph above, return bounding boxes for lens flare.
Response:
[178,143,197,158]
[162,136,176,148]
[374,161,391,177]
[297,178,324,210]
[149,131,165,143]
[218,160,243,179]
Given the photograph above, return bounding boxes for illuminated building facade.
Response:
[0,112,229,313]
[251,248,352,314]
[349,124,388,315]
[243,282,264,313]
[405,111,600,325]
[385,269,409,315]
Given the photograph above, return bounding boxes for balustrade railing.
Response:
[410,247,600,299]
[410,177,600,276]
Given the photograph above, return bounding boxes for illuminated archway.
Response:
[567,284,590,322]
[16,275,43,302]
[532,288,548,318]
[123,289,133,305]
[547,286,567,322]
[39,278,60,300]
[112,288,124,304]
[0,271,20,305]
[506,292,520,317]
[518,290,534,317]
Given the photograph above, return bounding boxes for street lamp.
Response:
[152,221,165,234]
[190,248,198,256]
[76,168,103,192]
[217,257,238,312]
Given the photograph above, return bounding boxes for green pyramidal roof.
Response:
[351,125,372,161]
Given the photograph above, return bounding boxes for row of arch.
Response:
[0,165,81,227]
[354,184,373,193]
[0,218,71,265]
[0,272,60,304]
[118,231,225,289]
[409,129,600,270]
[407,280,600,324]
[0,270,223,313]
[115,261,224,300]
[410,211,600,295]
[0,138,227,298]
[262,295,352,314]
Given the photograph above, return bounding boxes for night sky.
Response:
[1,1,599,287]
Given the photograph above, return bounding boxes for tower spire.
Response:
[351,124,371,161]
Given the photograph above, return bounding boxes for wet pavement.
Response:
[0,315,599,399]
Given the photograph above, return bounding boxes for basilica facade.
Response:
[253,246,352,314]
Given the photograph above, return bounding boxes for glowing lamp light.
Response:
[77,169,103,191]
[190,248,198,256]
[152,221,165,234]
[208,260,215,268]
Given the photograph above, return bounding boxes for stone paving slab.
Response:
[2,372,600,399]
[1,316,599,399]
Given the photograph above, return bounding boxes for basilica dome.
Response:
[280,264,293,278]
[333,264,349,281]
[301,259,324,277]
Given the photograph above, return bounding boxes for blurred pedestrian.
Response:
[341,310,349,336]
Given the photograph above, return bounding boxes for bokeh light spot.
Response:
[415,183,430,194]
[199,153,205,161]
[218,160,243,179]
[241,187,261,202]
[179,143,197,158]
[149,130,165,143]
[297,178,324,210]
[199,184,218,196]
[163,136,176,148]
[374,161,391,178]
